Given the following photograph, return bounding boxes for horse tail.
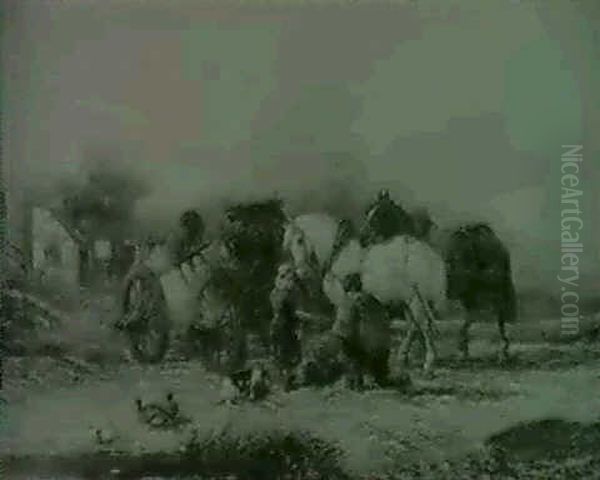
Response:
[501,271,518,323]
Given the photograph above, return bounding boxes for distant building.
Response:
[32,207,79,296]
[4,165,32,273]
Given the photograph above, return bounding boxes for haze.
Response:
[2,0,599,295]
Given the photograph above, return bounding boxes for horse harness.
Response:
[320,219,355,278]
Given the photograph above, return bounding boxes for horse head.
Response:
[359,197,416,246]
[282,220,319,283]
[273,262,299,292]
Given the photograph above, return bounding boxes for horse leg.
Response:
[340,338,364,391]
[419,305,437,375]
[347,364,364,391]
[398,322,418,367]
[458,309,474,361]
[397,301,422,367]
[410,287,438,374]
[179,266,190,286]
[406,294,436,375]
[371,349,391,388]
[497,283,516,364]
[497,304,511,365]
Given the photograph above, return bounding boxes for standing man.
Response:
[175,209,206,261]
[270,263,303,390]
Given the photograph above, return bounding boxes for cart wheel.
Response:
[122,277,171,364]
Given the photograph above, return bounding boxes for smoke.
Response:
[132,82,374,235]
[4,1,598,298]
[29,141,153,242]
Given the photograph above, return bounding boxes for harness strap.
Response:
[321,220,353,277]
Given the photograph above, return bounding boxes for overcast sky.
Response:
[2,0,599,292]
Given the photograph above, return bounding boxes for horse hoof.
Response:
[424,355,435,373]
[390,372,412,390]
[497,353,511,367]
[396,350,409,367]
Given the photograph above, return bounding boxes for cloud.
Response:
[352,1,546,154]
[75,98,148,127]
[3,1,597,294]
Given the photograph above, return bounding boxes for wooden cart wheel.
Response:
[122,276,170,364]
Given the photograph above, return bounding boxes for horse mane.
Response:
[363,198,416,240]
[285,213,340,268]
[451,222,496,241]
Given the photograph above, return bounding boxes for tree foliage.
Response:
[51,147,149,244]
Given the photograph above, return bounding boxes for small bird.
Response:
[90,426,119,450]
[134,393,190,430]
[164,392,191,427]
[225,364,271,403]
[135,397,166,428]
[229,368,253,397]
[164,392,180,417]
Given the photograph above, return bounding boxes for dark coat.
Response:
[270,286,302,369]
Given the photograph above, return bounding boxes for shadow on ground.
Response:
[5,419,600,479]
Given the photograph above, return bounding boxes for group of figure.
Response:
[267,189,517,390]
[117,189,517,393]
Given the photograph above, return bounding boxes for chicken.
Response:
[134,392,190,430]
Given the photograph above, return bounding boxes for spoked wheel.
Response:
[120,271,171,364]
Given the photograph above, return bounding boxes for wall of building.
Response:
[31,207,79,300]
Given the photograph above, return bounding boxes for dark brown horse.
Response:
[361,201,517,364]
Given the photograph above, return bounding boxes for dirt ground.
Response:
[3,320,600,479]
[2,288,600,478]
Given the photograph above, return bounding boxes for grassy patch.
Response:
[376,418,600,480]
[179,428,350,479]
[4,429,349,479]
[373,452,600,479]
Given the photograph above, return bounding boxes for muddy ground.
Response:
[2,294,600,479]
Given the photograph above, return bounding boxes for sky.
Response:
[2,0,599,293]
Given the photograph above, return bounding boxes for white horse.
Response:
[282,213,447,374]
[123,238,236,365]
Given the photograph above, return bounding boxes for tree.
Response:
[49,147,149,285]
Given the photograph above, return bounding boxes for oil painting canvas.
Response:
[1,1,599,478]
